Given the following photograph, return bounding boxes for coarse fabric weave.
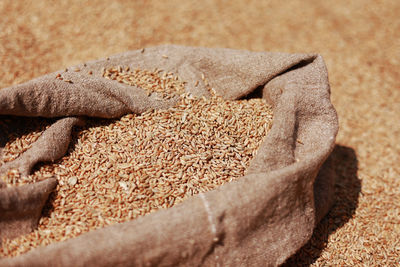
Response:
[0,45,338,266]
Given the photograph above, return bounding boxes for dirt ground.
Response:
[1,0,399,265]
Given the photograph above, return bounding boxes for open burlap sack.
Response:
[0,45,338,266]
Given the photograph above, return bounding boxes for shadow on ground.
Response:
[282,145,361,266]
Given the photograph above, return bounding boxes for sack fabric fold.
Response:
[0,45,338,266]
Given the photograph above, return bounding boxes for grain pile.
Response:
[0,69,273,257]
[1,0,399,265]
[102,67,186,99]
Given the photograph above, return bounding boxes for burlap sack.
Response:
[0,45,338,266]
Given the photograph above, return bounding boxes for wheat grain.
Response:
[0,69,273,258]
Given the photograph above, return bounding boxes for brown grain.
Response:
[1,1,398,264]
[0,69,273,258]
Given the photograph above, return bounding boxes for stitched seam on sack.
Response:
[199,193,217,237]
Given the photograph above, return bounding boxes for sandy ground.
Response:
[1,0,399,265]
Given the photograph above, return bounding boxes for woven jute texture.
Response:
[0,45,338,266]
